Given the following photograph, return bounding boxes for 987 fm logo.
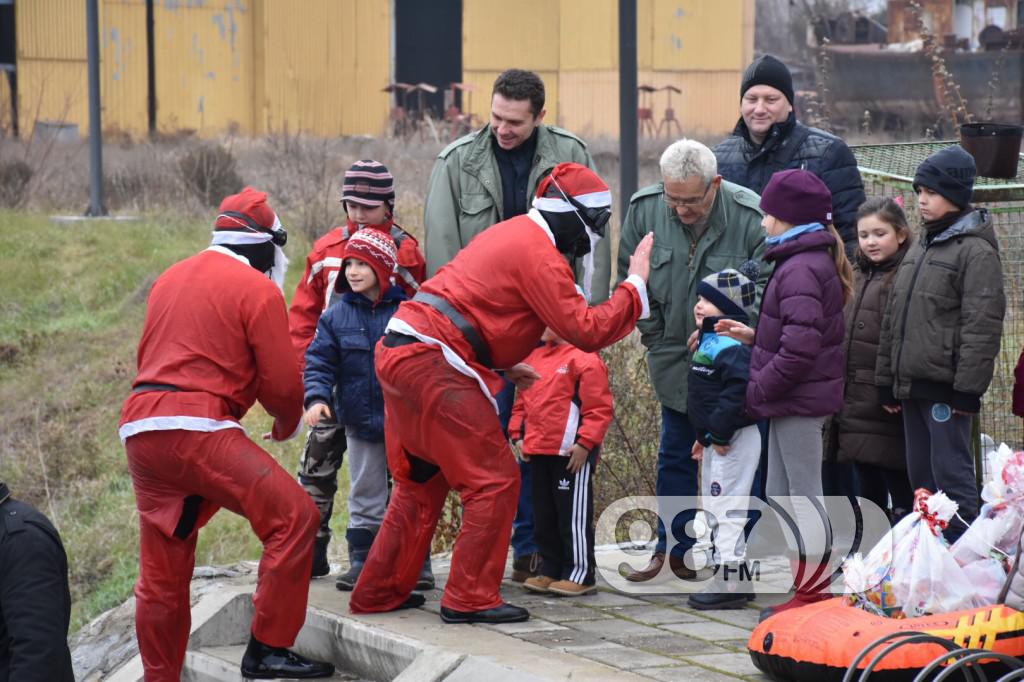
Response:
[595,495,893,595]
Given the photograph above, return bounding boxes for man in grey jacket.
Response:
[617,139,767,587]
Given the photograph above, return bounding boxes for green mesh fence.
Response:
[854,141,1024,453]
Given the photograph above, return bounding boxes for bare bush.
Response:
[0,158,33,208]
[177,142,244,208]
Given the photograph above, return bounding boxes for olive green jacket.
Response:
[423,123,611,302]
[617,180,768,413]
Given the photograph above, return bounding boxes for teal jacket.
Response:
[617,180,767,412]
[423,123,610,302]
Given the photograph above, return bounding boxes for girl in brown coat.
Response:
[835,198,913,520]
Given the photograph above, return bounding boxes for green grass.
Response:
[0,210,350,631]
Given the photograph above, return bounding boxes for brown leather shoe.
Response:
[619,552,666,582]
[523,575,556,593]
[510,552,540,583]
[668,553,698,581]
[548,579,597,596]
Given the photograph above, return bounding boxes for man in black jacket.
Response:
[0,481,74,682]
[713,55,865,254]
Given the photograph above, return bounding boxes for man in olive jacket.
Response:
[617,139,767,583]
[424,69,610,303]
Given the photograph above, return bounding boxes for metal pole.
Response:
[86,0,107,216]
[618,0,638,206]
[146,0,156,136]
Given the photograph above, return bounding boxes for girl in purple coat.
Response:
[721,169,853,621]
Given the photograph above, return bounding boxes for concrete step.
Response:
[183,644,364,681]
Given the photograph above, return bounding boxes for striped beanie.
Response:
[342,228,397,300]
[341,159,395,208]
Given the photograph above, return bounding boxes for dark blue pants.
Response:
[654,406,699,560]
[498,380,538,558]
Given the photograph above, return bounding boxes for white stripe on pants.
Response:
[696,425,761,564]
[346,435,389,530]
[570,458,591,584]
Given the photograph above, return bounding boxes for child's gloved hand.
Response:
[711,443,730,455]
[304,402,332,427]
[507,363,541,390]
[510,440,528,462]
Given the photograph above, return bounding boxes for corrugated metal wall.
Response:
[154,1,254,135]
[16,0,389,139]
[258,0,389,137]
[16,0,89,138]
[463,0,753,139]
[15,0,748,140]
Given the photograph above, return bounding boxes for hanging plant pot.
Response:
[959,122,1023,179]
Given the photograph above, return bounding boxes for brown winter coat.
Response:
[876,209,1006,413]
[835,243,909,469]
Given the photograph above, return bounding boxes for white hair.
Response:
[659,139,718,184]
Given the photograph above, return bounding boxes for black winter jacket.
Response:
[0,484,74,682]
[304,286,406,442]
[687,317,755,446]
[713,114,865,249]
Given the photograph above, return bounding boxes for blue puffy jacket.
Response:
[687,316,754,447]
[303,286,406,442]
[713,114,865,249]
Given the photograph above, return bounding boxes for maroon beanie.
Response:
[759,169,834,225]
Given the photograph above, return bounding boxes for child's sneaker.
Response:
[547,579,596,596]
[523,575,556,593]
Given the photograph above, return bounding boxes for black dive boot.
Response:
[239,634,334,679]
[335,527,374,591]
[310,533,330,578]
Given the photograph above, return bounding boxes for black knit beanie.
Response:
[741,55,794,105]
[913,146,976,209]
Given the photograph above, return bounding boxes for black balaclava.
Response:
[538,208,592,259]
[224,241,276,275]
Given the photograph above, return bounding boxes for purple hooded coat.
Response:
[747,229,845,419]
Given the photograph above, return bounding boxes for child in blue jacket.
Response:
[687,263,760,611]
[303,228,406,590]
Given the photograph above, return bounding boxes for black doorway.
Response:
[394,0,462,118]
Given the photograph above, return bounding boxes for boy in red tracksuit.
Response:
[508,328,613,596]
[289,159,427,578]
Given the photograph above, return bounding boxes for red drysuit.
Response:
[288,220,426,367]
[507,341,614,456]
[349,210,648,614]
[119,247,314,682]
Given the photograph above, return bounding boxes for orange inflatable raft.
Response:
[748,598,1024,681]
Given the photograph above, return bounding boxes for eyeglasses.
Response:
[663,182,713,208]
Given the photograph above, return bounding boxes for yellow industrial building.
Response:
[6,0,753,140]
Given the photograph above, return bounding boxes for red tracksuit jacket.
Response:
[119,247,303,442]
[288,221,425,367]
[508,341,613,455]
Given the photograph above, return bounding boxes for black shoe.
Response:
[439,603,530,624]
[416,556,436,591]
[687,591,749,610]
[334,559,364,591]
[310,534,330,579]
[240,635,334,679]
[398,593,426,610]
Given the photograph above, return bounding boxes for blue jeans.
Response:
[654,406,699,560]
[497,379,538,558]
